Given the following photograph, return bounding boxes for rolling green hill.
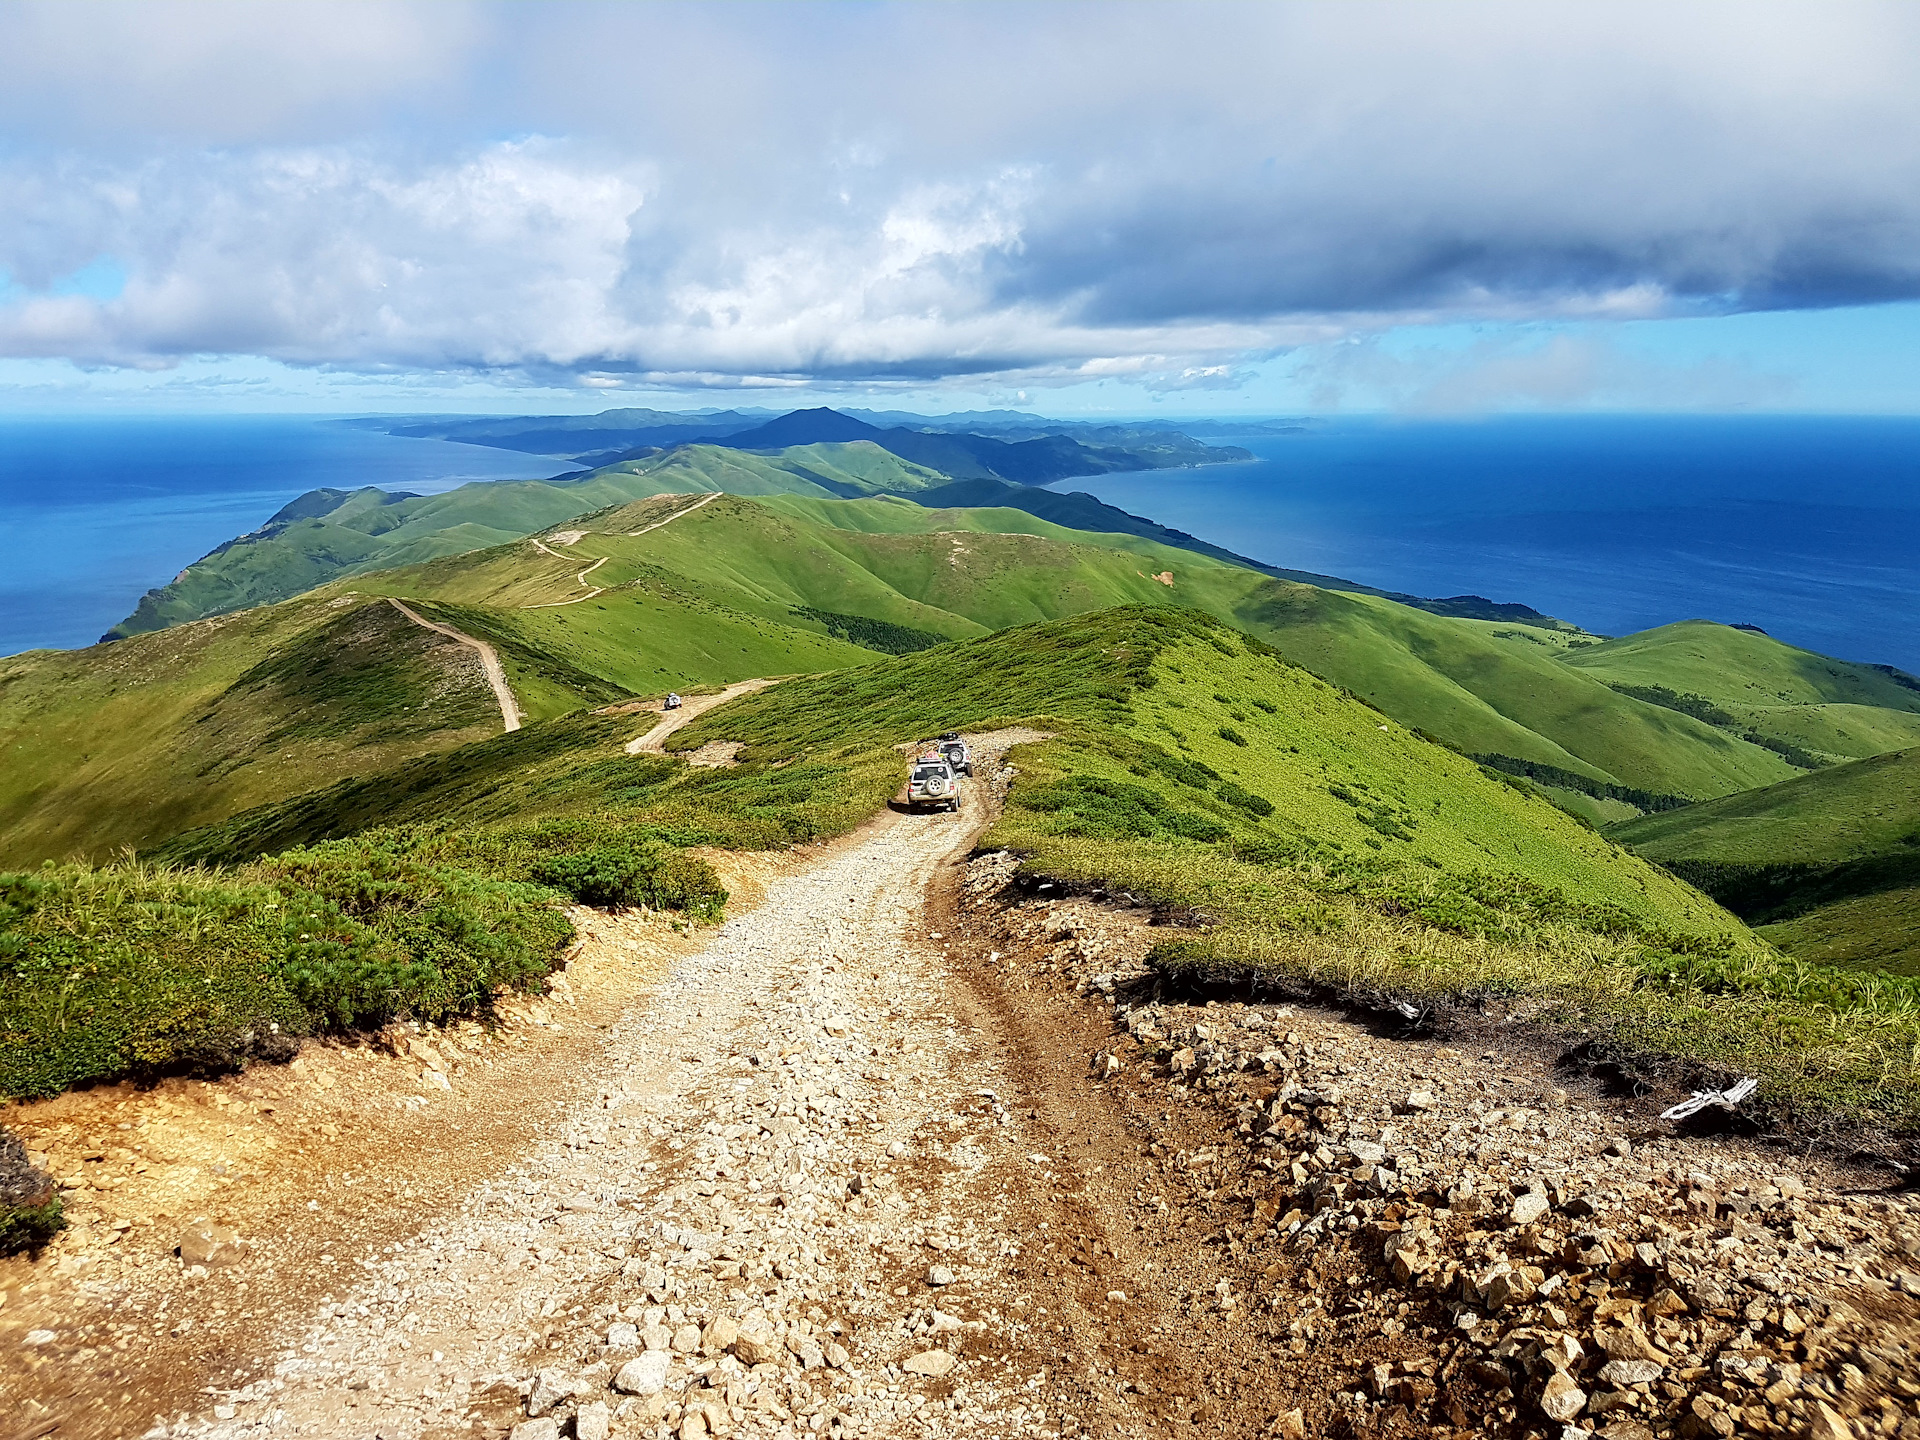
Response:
[1562,619,1920,765]
[104,441,953,637]
[670,610,1920,1118]
[1563,619,1920,710]
[678,608,1736,936]
[164,604,1738,943]
[1611,746,1920,974]
[0,538,879,866]
[358,491,1830,808]
[40,604,1920,1123]
[0,596,511,865]
[1227,582,1801,804]
[33,486,1914,871]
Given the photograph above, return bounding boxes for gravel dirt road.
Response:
[7,725,1917,1440]
[6,728,1211,1440]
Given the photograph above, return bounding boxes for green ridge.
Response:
[44,604,1920,1123]
[1227,582,1800,800]
[0,597,504,865]
[1612,747,1920,975]
[1564,619,1920,765]
[675,608,1917,1120]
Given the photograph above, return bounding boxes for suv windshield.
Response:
[911,766,946,782]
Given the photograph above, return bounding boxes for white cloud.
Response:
[1,1,1918,397]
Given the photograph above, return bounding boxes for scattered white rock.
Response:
[613,1351,671,1396]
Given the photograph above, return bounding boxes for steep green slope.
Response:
[1611,747,1920,974]
[330,492,1823,809]
[1616,746,1920,867]
[34,482,1909,884]
[0,597,506,866]
[337,493,1274,696]
[678,609,1916,1117]
[1565,620,1920,711]
[692,609,1731,932]
[142,605,1920,1120]
[1,511,884,869]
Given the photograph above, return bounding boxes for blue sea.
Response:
[0,416,578,656]
[1056,415,1920,673]
[2,412,1917,672]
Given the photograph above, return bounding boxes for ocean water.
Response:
[6,412,1918,671]
[0,416,578,656]
[1056,415,1920,672]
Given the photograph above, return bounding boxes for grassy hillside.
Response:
[1613,747,1920,974]
[6,493,1267,868]
[1563,619,1920,765]
[1615,745,1920,865]
[1564,619,1920,710]
[169,603,1726,936]
[104,442,948,636]
[673,608,1916,1122]
[336,493,1276,702]
[354,491,1825,807]
[83,604,1920,1124]
[94,433,1920,825]
[1228,582,1799,801]
[0,503,900,868]
[0,597,505,866]
[684,608,1732,932]
[35,488,1905,872]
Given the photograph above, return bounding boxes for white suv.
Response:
[907,757,959,812]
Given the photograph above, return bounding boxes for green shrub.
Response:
[1141,751,1222,790]
[0,1196,63,1255]
[531,840,727,919]
[1215,781,1274,817]
[0,851,571,1101]
[1014,775,1229,843]
[1217,725,1248,746]
[789,606,946,655]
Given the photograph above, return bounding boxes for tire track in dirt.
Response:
[387,599,522,733]
[623,680,776,756]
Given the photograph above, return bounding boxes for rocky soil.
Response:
[953,855,1920,1440]
[6,730,1919,1440]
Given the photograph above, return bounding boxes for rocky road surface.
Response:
[12,728,1205,1440]
[7,727,1920,1440]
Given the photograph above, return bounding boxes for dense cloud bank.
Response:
[3,0,1919,386]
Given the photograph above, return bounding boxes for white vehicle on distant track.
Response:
[906,754,960,812]
[664,692,682,710]
[936,731,972,776]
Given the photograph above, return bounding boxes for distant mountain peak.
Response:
[712,408,881,448]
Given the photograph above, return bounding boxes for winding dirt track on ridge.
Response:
[623,679,778,756]
[523,491,723,610]
[625,490,721,538]
[387,598,522,733]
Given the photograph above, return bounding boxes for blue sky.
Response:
[2,0,1918,417]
